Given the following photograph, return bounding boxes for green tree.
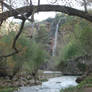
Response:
[61,40,84,61]
[75,21,92,54]
[60,17,92,61]
[23,40,47,83]
[0,31,47,79]
[0,31,31,77]
[35,25,50,51]
[36,25,49,44]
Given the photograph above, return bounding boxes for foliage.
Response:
[60,86,83,92]
[23,40,47,74]
[0,32,17,75]
[0,87,17,92]
[0,31,47,76]
[59,17,92,61]
[57,16,92,74]
[35,24,50,45]
[77,62,86,72]
[60,87,80,92]
[61,40,83,61]
[75,21,92,54]
[78,75,92,88]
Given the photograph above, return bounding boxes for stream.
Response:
[16,76,78,92]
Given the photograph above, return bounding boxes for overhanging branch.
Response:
[0,5,92,22]
[0,4,92,60]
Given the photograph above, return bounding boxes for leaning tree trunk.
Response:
[0,2,3,26]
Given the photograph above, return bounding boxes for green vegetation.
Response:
[0,87,17,92]
[78,75,92,88]
[0,31,32,76]
[61,40,83,61]
[60,86,83,92]
[35,25,49,44]
[24,40,47,81]
[60,87,81,92]
[0,13,92,92]
[60,18,92,61]
[58,16,92,73]
[0,31,47,78]
[77,62,86,72]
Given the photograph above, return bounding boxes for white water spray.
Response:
[52,17,66,56]
[52,17,64,56]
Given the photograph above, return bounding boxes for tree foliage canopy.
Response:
[59,16,92,61]
[0,31,47,76]
[0,0,92,59]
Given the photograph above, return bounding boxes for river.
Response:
[16,76,78,92]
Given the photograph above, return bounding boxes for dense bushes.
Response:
[60,18,92,61]
[0,31,47,78]
[61,40,83,61]
[57,17,92,73]
[77,62,86,72]
[23,40,47,73]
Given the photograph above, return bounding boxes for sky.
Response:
[34,12,56,21]
[28,0,57,21]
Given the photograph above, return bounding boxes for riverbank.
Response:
[60,73,92,92]
[0,76,77,92]
[0,70,62,92]
[16,76,78,92]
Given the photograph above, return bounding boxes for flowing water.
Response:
[52,15,66,56]
[52,18,63,56]
[52,23,59,56]
[16,76,78,92]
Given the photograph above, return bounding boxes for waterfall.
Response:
[52,18,62,56]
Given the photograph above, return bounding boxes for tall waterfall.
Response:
[52,18,62,56]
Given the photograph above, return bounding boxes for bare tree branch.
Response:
[0,0,13,11]
[1,1,32,21]
[0,5,92,22]
[12,19,25,52]
[38,0,40,6]
[0,19,25,59]
[83,0,88,12]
